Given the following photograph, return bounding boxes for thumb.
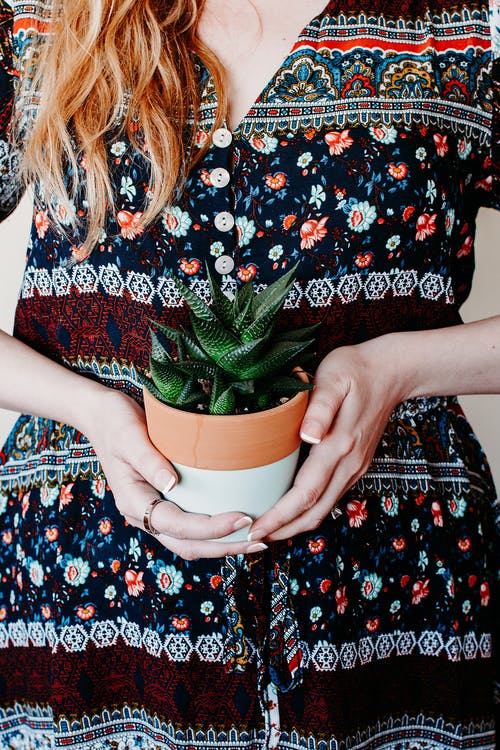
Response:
[300,380,345,445]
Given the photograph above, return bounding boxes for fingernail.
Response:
[247,543,268,553]
[247,530,262,543]
[156,470,176,496]
[233,515,253,531]
[300,432,321,444]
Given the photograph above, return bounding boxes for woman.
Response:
[0,0,499,747]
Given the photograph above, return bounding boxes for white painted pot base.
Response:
[163,447,301,542]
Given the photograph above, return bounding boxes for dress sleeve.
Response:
[0,0,23,222]
[474,0,500,209]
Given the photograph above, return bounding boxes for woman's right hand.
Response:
[82,388,265,560]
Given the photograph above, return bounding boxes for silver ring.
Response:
[331,506,342,520]
[143,497,164,536]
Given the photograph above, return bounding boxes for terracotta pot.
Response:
[143,370,310,541]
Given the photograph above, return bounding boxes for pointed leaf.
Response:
[217,336,268,377]
[211,385,236,415]
[138,370,169,404]
[252,262,299,314]
[238,340,312,379]
[153,321,211,362]
[209,370,225,413]
[190,313,240,362]
[273,323,321,343]
[170,274,218,322]
[150,329,173,363]
[175,360,219,379]
[176,377,205,408]
[266,375,314,394]
[150,357,185,402]
[234,291,255,335]
[207,265,234,328]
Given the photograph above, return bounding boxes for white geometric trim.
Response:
[0,622,491,669]
[19,265,456,307]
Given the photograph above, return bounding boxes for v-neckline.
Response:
[214,0,333,136]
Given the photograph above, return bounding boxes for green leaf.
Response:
[266,375,314,394]
[231,379,256,394]
[174,360,219,379]
[149,329,172,363]
[237,340,312,379]
[234,291,255,335]
[252,262,299,315]
[234,277,254,316]
[207,265,234,328]
[211,385,236,415]
[170,274,218,323]
[217,336,268,377]
[152,321,210,362]
[176,377,205,408]
[190,313,240,362]
[138,370,169,403]
[150,357,186,402]
[273,323,322,343]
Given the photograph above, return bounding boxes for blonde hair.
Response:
[19,0,226,260]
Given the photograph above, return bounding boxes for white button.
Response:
[210,167,230,188]
[214,211,235,232]
[212,128,232,148]
[214,255,235,275]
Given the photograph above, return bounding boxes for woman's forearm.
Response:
[0,328,111,434]
[370,315,500,401]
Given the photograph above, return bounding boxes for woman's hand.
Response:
[83,388,264,559]
[248,336,407,542]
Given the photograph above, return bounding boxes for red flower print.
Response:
[431,501,443,527]
[366,618,380,632]
[237,264,257,283]
[324,130,353,156]
[468,574,477,587]
[76,604,96,621]
[172,615,191,631]
[319,578,332,594]
[180,258,201,276]
[392,536,406,552]
[2,530,12,545]
[35,210,50,239]
[387,162,409,180]
[210,575,222,589]
[300,216,328,249]
[41,605,52,620]
[415,492,425,505]
[99,518,113,535]
[111,559,121,573]
[251,136,266,151]
[124,570,145,596]
[354,252,373,269]
[200,169,213,186]
[458,537,471,552]
[400,574,410,588]
[457,235,473,258]
[195,129,209,148]
[402,206,415,222]
[59,483,74,510]
[433,133,449,156]
[265,172,287,190]
[116,210,145,240]
[411,579,430,604]
[21,492,30,518]
[335,586,348,614]
[304,127,317,140]
[480,581,490,606]
[0,606,6,621]
[282,214,297,230]
[475,175,493,192]
[415,213,437,241]
[308,537,326,555]
[45,526,59,542]
[346,499,368,528]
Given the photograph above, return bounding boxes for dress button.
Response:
[210,167,230,188]
[214,255,235,275]
[212,127,232,148]
[214,211,235,232]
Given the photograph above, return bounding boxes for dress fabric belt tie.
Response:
[220,549,304,694]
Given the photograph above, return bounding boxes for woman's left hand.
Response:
[248,335,409,542]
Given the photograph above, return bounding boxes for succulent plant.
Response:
[140,263,318,415]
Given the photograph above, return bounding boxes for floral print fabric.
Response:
[0,0,499,748]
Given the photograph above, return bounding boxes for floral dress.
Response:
[0,0,499,748]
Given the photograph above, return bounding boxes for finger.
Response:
[123,515,267,560]
[248,438,341,540]
[131,434,179,496]
[299,377,346,445]
[127,497,255,541]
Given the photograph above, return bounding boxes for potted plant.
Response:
[141,263,318,541]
